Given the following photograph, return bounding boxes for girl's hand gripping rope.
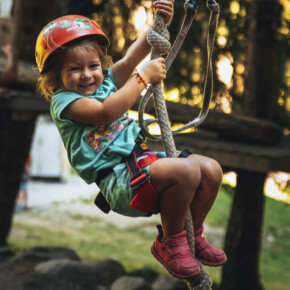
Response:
[139,57,167,85]
[153,0,174,25]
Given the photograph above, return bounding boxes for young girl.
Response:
[35,0,226,280]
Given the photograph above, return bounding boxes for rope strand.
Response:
[147,2,213,289]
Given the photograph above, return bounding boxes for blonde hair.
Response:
[37,37,113,101]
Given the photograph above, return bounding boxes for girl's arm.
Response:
[112,32,151,89]
[112,0,174,89]
[63,58,166,126]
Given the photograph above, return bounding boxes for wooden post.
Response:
[0,110,36,247]
[0,0,61,249]
[221,170,266,290]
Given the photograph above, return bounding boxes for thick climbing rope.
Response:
[139,0,219,142]
[146,1,219,289]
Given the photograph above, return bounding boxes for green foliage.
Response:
[94,0,289,128]
[261,198,290,290]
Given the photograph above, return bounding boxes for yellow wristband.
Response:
[133,72,148,87]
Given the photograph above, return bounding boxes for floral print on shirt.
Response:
[88,116,131,153]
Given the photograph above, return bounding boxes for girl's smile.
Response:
[61,47,104,96]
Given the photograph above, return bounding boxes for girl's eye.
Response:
[90,63,100,69]
[70,67,79,71]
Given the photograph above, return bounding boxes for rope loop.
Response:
[138,1,220,142]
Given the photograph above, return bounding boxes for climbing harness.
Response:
[94,139,160,214]
[144,1,220,289]
[139,0,220,142]
[95,140,194,214]
[125,140,160,214]
[126,144,195,213]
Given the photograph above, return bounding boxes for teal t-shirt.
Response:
[50,68,141,184]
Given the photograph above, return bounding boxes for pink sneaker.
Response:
[195,225,227,267]
[151,225,200,279]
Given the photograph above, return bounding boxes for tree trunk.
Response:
[221,170,266,290]
[0,109,36,246]
[244,0,282,120]
[221,0,283,288]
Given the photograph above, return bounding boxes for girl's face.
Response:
[61,46,104,96]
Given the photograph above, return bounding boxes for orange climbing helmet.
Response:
[35,15,110,74]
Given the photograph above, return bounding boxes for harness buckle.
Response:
[130,170,150,190]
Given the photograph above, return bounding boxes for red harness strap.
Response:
[125,143,160,214]
[94,145,192,214]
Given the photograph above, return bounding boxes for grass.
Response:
[8,185,290,289]
[260,198,290,290]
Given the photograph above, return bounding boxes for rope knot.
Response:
[147,14,171,57]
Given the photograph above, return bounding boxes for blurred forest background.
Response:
[1,0,289,127]
[0,0,289,289]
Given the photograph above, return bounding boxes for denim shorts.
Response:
[98,151,167,217]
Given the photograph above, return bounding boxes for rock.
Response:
[152,274,187,290]
[90,258,126,285]
[1,247,183,290]
[11,246,80,263]
[35,258,125,288]
[152,274,179,290]
[0,261,37,290]
[111,276,153,290]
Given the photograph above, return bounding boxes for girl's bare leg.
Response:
[149,155,226,275]
[149,157,201,239]
[187,154,223,228]
[149,157,202,278]
[185,154,227,267]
